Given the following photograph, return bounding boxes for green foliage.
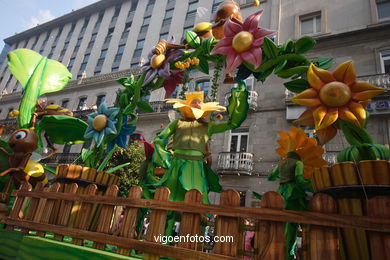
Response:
[262,37,279,59]
[339,119,373,146]
[283,79,310,93]
[185,31,200,48]
[137,100,154,113]
[294,36,316,54]
[314,57,334,70]
[104,142,146,197]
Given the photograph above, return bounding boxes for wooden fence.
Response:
[1,181,390,260]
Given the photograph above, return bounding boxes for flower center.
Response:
[151,54,166,69]
[319,82,351,107]
[232,31,254,52]
[93,114,107,131]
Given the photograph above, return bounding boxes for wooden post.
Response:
[256,191,285,260]
[72,184,97,245]
[144,187,170,260]
[309,193,340,260]
[312,166,333,191]
[36,183,61,237]
[117,186,143,256]
[22,182,45,234]
[93,185,119,250]
[214,189,240,257]
[367,197,390,260]
[178,189,202,250]
[54,183,78,241]
[5,182,30,230]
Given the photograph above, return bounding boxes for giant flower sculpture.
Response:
[141,38,183,87]
[276,127,327,179]
[292,61,385,144]
[84,102,119,146]
[166,91,226,120]
[211,10,276,73]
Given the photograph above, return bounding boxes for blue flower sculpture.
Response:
[107,116,136,151]
[84,102,119,147]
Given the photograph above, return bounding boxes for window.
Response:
[238,191,246,207]
[229,128,249,153]
[63,144,71,153]
[121,22,132,40]
[94,12,104,30]
[140,16,151,34]
[96,95,106,107]
[160,33,169,41]
[66,24,75,41]
[94,70,101,76]
[61,99,69,108]
[112,66,119,72]
[131,62,138,68]
[196,79,210,98]
[130,0,138,12]
[67,57,75,71]
[114,44,125,63]
[212,0,224,13]
[88,33,97,49]
[96,49,107,66]
[300,12,321,36]
[77,97,87,110]
[182,26,192,39]
[380,51,390,73]
[146,0,155,12]
[31,37,38,50]
[105,28,114,44]
[133,39,144,59]
[111,5,121,24]
[377,0,390,20]
[79,17,89,35]
[53,28,63,44]
[186,1,198,21]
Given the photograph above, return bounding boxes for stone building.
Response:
[0,0,389,207]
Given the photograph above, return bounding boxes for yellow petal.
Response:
[352,89,385,101]
[318,107,338,130]
[313,106,327,130]
[339,107,361,127]
[348,101,366,127]
[332,60,356,85]
[359,99,371,109]
[165,99,186,104]
[316,126,337,144]
[179,106,195,119]
[351,81,385,93]
[192,108,207,119]
[294,108,315,126]
[307,64,326,90]
[311,64,335,84]
[291,88,321,107]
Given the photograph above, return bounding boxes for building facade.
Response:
[0,0,389,207]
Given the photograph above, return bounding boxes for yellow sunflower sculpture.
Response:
[291,60,385,144]
[165,91,226,119]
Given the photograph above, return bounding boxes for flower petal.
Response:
[225,53,243,74]
[242,47,262,69]
[98,102,108,114]
[243,10,263,32]
[224,18,243,37]
[294,108,315,126]
[158,63,171,78]
[311,64,335,83]
[212,45,234,56]
[143,69,157,86]
[332,60,356,85]
[352,89,385,101]
[318,107,338,130]
[253,28,276,40]
[339,107,361,127]
[95,131,105,147]
[291,88,321,107]
[348,101,366,127]
[307,64,325,90]
[316,126,338,145]
[313,105,327,130]
[350,81,385,93]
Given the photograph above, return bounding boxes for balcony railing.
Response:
[225,90,258,110]
[40,153,80,164]
[0,118,18,136]
[137,101,173,114]
[217,152,253,175]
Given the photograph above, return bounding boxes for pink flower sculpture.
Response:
[211,10,276,74]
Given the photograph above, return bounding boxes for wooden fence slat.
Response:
[214,189,241,257]
[93,185,119,250]
[309,193,340,260]
[178,189,202,250]
[5,182,30,230]
[22,182,45,234]
[36,183,61,237]
[145,187,170,260]
[367,197,390,260]
[72,184,98,245]
[256,191,285,260]
[117,186,143,256]
[54,183,78,241]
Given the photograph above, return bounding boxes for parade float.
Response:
[0,1,389,260]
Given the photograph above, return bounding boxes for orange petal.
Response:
[332,60,356,85]
[339,107,361,127]
[303,166,314,179]
[352,89,385,101]
[278,131,289,140]
[311,64,335,83]
[316,126,337,144]
[313,106,327,130]
[318,107,338,130]
[294,108,315,126]
[348,101,366,127]
[308,64,325,90]
[359,99,371,109]
[291,88,321,107]
[275,147,286,158]
[350,81,385,93]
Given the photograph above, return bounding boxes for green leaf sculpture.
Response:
[7,48,72,128]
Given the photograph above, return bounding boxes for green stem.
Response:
[246,54,311,73]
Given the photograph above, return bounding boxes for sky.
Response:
[0,0,100,51]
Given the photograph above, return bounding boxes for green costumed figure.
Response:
[267,127,327,259]
[149,80,249,235]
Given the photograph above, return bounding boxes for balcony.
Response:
[0,118,17,136]
[225,90,258,111]
[217,152,253,175]
[40,153,80,165]
[137,101,173,114]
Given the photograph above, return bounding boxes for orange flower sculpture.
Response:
[291,61,385,144]
[276,127,327,179]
